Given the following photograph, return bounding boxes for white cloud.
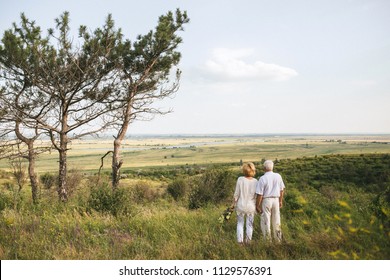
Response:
[203,48,298,82]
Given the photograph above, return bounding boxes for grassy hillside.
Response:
[0,153,389,259]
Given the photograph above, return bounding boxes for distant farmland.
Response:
[1,134,388,173]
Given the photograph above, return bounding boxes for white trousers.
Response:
[236,213,254,243]
[261,197,282,242]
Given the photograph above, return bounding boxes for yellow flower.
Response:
[359,228,371,234]
[351,252,359,260]
[337,200,351,209]
[4,216,15,226]
[348,227,358,233]
[297,196,307,205]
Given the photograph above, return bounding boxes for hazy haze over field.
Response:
[1,0,389,135]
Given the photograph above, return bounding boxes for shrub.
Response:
[131,180,160,203]
[40,170,82,197]
[87,183,132,216]
[40,172,57,189]
[188,167,236,209]
[0,192,12,211]
[284,188,307,212]
[167,178,188,201]
[66,169,84,197]
[370,184,390,226]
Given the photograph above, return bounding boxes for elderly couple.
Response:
[231,160,285,244]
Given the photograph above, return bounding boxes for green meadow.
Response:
[0,135,389,259]
[1,134,388,172]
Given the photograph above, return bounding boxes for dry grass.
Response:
[1,135,389,173]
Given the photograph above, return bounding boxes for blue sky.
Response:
[1,0,389,134]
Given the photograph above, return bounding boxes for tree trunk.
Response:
[112,138,122,190]
[14,122,39,204]
[58,148,68,202]
[57,131,68,202]
[111,106,131,190]
[27,142,39,204]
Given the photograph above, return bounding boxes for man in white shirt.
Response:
[256,160,285,242]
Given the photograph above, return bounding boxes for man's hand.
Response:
[256,195,263,214]
[279,190,284,209]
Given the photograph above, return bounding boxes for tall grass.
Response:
[0,154,389,259]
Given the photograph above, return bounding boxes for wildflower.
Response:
[337,200,351,210]
[351,252,359,260]
[348,227,358,233]
[359,228,371,234]
[4,216,14,226]
[218,206,234,224]
[328,250,349,259]
[381,206,389,217]
[337,226,344,236]
[291,209,304,213]
[333,214,342,221]
[297,196,307,205]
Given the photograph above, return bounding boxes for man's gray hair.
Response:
[263,160,274,171]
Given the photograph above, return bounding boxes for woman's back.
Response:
[234,176,258,215]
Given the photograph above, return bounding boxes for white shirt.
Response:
[234,176,257,215]
[256,171,285,197]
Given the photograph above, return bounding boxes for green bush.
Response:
[284,188,307,212]
[66,169,83,197]
[0,192,12,211]
[87,183,131,216]
[131,181,161,203]
[188,167,236,209]
[167,178,188,201]
[40,172,57,189]
[370,184,390,227]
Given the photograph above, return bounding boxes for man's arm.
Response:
[279,190,284,208]
[256,194,263,213]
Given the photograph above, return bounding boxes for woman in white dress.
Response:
[232,162,258,245]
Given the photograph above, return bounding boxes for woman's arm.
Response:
[232,178,241,209]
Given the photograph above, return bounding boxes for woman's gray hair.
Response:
[263,160,274,171]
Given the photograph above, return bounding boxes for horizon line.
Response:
[123,132,390,137]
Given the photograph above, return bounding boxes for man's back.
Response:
[257,171,285,197]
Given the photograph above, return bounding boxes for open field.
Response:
[0,134,389,260]
[1,134,389,173]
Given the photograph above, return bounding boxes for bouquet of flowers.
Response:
[218,206,234,224]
